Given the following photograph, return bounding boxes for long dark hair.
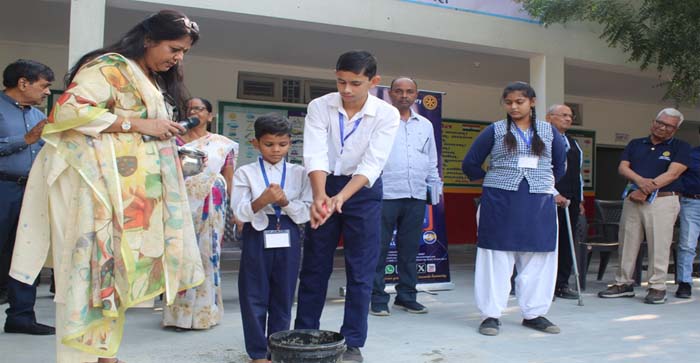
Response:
[65,9,199,117]
[502,81,544,156]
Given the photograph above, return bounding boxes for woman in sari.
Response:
[163,97,238,330]
[9,10,204,363]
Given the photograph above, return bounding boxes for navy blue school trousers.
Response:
[294,175,383,348]
[239,214,302,360]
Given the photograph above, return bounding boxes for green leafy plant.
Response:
[517,0,700,106]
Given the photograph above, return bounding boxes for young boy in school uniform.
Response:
[294,50,400,363]
[232,114,312,363]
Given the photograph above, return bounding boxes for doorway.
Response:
[595,145,627,200]
[673,120,700,147]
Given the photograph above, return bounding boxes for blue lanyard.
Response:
[339,113,362,154]
[258,156,286,229]
[514,126,532,149]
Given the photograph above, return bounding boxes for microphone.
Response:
[142,116,201,142]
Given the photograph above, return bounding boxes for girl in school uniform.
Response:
[462,81,567,336]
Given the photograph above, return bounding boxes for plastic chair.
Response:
[577,200,622,290]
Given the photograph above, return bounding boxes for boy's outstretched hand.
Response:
[310,195,333,229]
[309,174,368,229]
[328,194,346,214]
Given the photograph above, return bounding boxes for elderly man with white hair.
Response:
[599,108,690,304]
[546,104,584,300]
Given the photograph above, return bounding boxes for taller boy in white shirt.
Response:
[294,50,400,363]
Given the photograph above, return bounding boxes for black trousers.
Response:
[371,198,425,305]
[0,180,37,325]
[556,201,580,289]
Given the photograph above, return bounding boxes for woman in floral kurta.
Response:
[9,10,204,363]
[163,97,238,329]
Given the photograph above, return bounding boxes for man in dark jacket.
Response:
[547,104,584,299]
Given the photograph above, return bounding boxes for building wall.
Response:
[0,41,69,85]
[4,40,699,243]
[143,0,630,67]
[4,40,697,147]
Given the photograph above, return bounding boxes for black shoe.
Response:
[598,284,635,298]
[342,346,363,363]
[676,282,692,299]
[478,317,501,336]
[644,288,666,304]
[522,316,560,334]
[393,300,428,314]
[555,286,579,300]
[369,303,390,316]
[4,321,56,335]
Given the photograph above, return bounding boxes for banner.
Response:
[372,87,452,287]
[441,120,490,188]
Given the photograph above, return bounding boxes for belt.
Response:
[0,173,28,185]
[682,193,700,200]
[657,191,679,197]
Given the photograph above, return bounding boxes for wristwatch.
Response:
[121,118,131,132]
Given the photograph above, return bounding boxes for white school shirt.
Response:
[231,159,312,231]
[303,92,400,187]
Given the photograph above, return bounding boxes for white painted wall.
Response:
[3,40,699,147]
[0,41,69,80]
[131,0,632,69]
[184,53,506,123]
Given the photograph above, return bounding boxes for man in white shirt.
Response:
[370,77,440,316]
[294,50,400,363]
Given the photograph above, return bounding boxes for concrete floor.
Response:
[2,245,699,363]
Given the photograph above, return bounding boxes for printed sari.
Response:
[163,133,237,329]
[10,53,204,359]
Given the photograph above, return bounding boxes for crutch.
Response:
[563,202,584,306]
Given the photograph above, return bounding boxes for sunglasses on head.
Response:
[175,17,199,33]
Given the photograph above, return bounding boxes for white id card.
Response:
[264,230,291,248]
[518,156,539,169]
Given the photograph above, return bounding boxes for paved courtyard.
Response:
[2,245,698,363]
